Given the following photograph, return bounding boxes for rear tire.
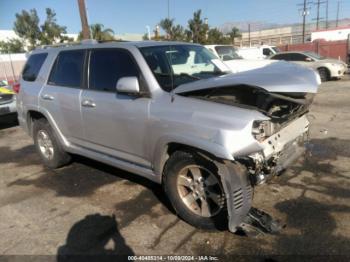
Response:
[318,67,330,82]
[33,118,71,168]
[163,151,227,230]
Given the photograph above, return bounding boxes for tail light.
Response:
[12,82,20,93]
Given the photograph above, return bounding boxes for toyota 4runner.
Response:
[16,40,320,233]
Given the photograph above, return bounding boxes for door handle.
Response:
[41,94,54,101]
[81,99,96,108]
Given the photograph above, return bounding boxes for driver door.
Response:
[80,48,151,167]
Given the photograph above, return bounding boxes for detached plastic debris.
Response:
[237,207,283,237]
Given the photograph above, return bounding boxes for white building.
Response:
[311,26,350,42]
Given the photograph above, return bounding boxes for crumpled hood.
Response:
[175,61,320,94]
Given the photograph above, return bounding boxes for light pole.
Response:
[146,26,151,40]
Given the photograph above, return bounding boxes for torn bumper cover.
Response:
[249,115,309,184]
[217,115,309,233]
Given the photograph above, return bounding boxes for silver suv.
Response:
[17,40,319,233]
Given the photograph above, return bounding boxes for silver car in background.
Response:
[270,51,347,82]
[16,41,319,233]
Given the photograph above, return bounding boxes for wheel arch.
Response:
[152,135,234,181]
[26,109,69,149]
[317,66,331,80]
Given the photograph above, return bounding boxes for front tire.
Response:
[318,67,330,82]
[163,151,227,230]
[33,118,71,168]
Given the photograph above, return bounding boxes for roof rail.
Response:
[36,39,98,50]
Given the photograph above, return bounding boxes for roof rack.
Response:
[37,39,99,50]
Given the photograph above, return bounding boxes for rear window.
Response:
[22,53,48,82]
[48,50,85,88]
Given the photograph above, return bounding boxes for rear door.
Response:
[80,48,151,167]
[18,52,48,124]
[39,49,86,144]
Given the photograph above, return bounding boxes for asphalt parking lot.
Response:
[0,76,350,260]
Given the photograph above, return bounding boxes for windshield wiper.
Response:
[154,72,200,80]
[178,73,201,80]
[199,71,227,76]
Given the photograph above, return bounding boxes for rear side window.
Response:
[89,49,139,92]
[22,53,48,82]
[48,50,85,88]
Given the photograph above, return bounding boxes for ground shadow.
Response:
[57,213,133,262]
[0,114,18,131]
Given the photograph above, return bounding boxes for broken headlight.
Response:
[252,120,275,142]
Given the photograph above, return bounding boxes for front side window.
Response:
[140,45,227,92]
[48,50,85,88]
[263,48,273,56]
[271,54,290,61]
[22,53,48,82]
[89,49,140,92]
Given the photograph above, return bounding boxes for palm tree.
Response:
[159,18,174,39]
[228,27,241,45]
[90,23,114,41]
[188,10,208,44]
[78,23,114,41]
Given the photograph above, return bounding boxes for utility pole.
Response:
[77,0,90,39]
[167,0,170,20]
[248,24,251,47]
[326,0,329,29]
[336,1,340,27]
[298,0,312,43]
[313,0,326,30]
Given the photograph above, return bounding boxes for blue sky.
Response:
[0,0,349,34]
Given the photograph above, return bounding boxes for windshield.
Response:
[214,46,242,61]
[0,80,7,87]
[305,51,324,60]
[140,45,228,92]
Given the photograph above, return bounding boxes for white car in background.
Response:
[236,45,280,60]
[205,45,276,73]
[269,51,348,82]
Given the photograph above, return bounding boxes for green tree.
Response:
[13,8,72,50]
[207,28,225,44]
[159,18,174,39]
[40,8,69,44]
[227,27,241,45]
[171,25,186,41]
[0,38,25,53]
[187,10,208,44]
[13,9,41,50]
[78,23,114,41]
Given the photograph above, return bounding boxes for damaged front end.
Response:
[179,84,315,232]
[181,84,313,184]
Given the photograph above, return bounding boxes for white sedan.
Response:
[269,51,348,82]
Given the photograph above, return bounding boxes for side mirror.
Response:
[305,57,313,62]
[116,76,140,95]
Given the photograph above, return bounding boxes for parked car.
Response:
[17,41,319,233]
[236,45,280,60]
[269,51,347,82]
[0,80,17,117]
[205,45,276,73]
